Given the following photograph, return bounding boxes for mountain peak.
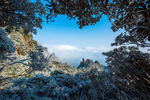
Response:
[77,58,101,69]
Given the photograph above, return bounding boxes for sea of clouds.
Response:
[43,44,112,67]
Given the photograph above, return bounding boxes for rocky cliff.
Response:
[0,27,62,78]
[0,27,37,77]
[78,58,101,68]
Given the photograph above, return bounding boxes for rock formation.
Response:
[77,58,103,71]
[8,28,38,56]
[0,28,61,78]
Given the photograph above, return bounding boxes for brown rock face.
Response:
[21,34,29,42]
[8,29,38,56]
[16,48,22,55]
[0,28,38,78]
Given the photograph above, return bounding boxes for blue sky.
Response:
[34,15,123,66]
[34,15,119,46]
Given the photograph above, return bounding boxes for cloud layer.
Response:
[43,44,111,67]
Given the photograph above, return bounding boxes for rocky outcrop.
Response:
[8,28,38,56]
[0,45,63,78]
[78,58,102,70]
[0,28,61,78]
[78,58,94,68]
[0,27,37,78]
[0,53,31,78]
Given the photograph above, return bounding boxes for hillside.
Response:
[0,28,150,100]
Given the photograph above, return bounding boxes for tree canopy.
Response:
[103,46,150,99]
[1,0,150,47]
[45,0,150,47]
[0,0,46,34]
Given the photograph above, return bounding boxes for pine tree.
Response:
[0,0,46,34]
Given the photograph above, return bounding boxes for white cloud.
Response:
[42,44,112,67]
[84,46,110,53]
[56,45,80,51]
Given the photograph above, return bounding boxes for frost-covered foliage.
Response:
[103,46,150,100]
[0,28,15,53]
[0,0,46,34]
[29,46,51,71]
[45,0,105,28]
[109,0,150,47]
[0,68,103,99]
[0,68,126,100]
[1,62,149,100]
[46,0,150,47]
